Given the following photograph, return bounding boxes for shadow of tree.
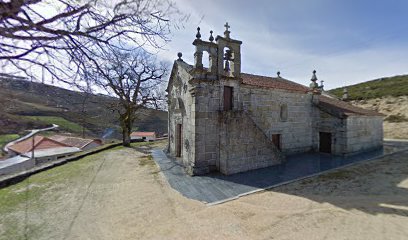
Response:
[151,141,408,206]
[269,151,408,217]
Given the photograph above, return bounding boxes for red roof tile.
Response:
[317,95,384,117]
[241,73,310,92]
[8,136,69,154]
[48,135,101,149]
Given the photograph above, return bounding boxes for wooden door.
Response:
[176,124,182,157]
[272,134,281,150]
[319,132,332,153]
[223,86,233,110]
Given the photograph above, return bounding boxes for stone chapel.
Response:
[166,23,384,175]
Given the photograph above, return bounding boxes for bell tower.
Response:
[216,22,242,78]
[192,27,218,75]
[191,23,242,79]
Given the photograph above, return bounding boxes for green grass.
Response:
[0,148,111,239]
[0,134,19,148]
[0,134,20,157]
[329,75,408,100]
[0,152,99,214]
[23,116,85,133]
[139,154,154,167]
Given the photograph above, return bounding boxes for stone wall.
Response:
[313,109,347,155]
[191,82,221,174]
[168,62,196,169]
[240,86,315,154]
[345,116,383,154]
[187,77,245,174]
[218,110,282,175]
[0,157,34,176]
[169,61,384,176]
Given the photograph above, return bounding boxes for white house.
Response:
[130,132,157,142]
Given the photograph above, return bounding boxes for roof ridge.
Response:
[318,95,384,117]
[32,135,45,151]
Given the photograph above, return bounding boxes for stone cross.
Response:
[224,22,230,31]
[224,22,231,39]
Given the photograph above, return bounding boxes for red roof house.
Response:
[8,136,70,155]
[48,135,102,151]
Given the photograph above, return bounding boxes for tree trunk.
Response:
[121,109,133,147]
[122,125,131,147]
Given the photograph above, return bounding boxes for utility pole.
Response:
[29,124,59,162]
[31,135,35,160]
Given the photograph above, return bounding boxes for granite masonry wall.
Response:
[313,109,347,155]
[240,86,315,154]
[218,110,282,175]
[168,62,196,169]
[345,116,383,154]
[191,80,222,174]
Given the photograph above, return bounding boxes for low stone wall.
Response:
[0,142,122,189]
[0,158,35,176]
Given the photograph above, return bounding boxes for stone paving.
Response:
[151,140,408,204]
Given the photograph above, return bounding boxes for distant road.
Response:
[3,124,59,153]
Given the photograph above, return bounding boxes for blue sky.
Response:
[159,0,408,89]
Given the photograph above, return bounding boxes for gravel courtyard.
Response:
[1,141,408,240]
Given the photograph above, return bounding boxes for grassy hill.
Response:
[329,75,408,100]
[0,75,168,139]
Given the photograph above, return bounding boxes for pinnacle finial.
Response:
[177,52,182,61]
[342,87,349,101]
[311,70,317,81]
[209,30,214,42]
[319,80,324,90]
[196,27,201,39]
[277,71,281,78]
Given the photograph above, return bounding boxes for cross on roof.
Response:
[224,22,230,31]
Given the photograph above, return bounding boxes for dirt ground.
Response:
[1,142,408,240]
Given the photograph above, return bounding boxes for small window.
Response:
[280,104,288,121]
[224,86,233,110]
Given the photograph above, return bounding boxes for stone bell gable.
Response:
[192,22,242,79]
[167,23,384,176]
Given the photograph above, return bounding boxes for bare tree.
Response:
[0,0,183,84]
[84,50,167,146]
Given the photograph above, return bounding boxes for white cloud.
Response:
[162,0,408,90]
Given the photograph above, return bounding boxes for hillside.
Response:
[329,75,408,139]
[329,75,408,100]
[0,75,168,139]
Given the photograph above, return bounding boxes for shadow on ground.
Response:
[270,150,408,217]
[152,140,408,216]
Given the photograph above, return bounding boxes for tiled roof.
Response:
[241,73,310,93]
[8,136,69,154]
[317,95,384,117]
[48,135,101,149]
[23,147,81,158]
[131,132,156,137]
